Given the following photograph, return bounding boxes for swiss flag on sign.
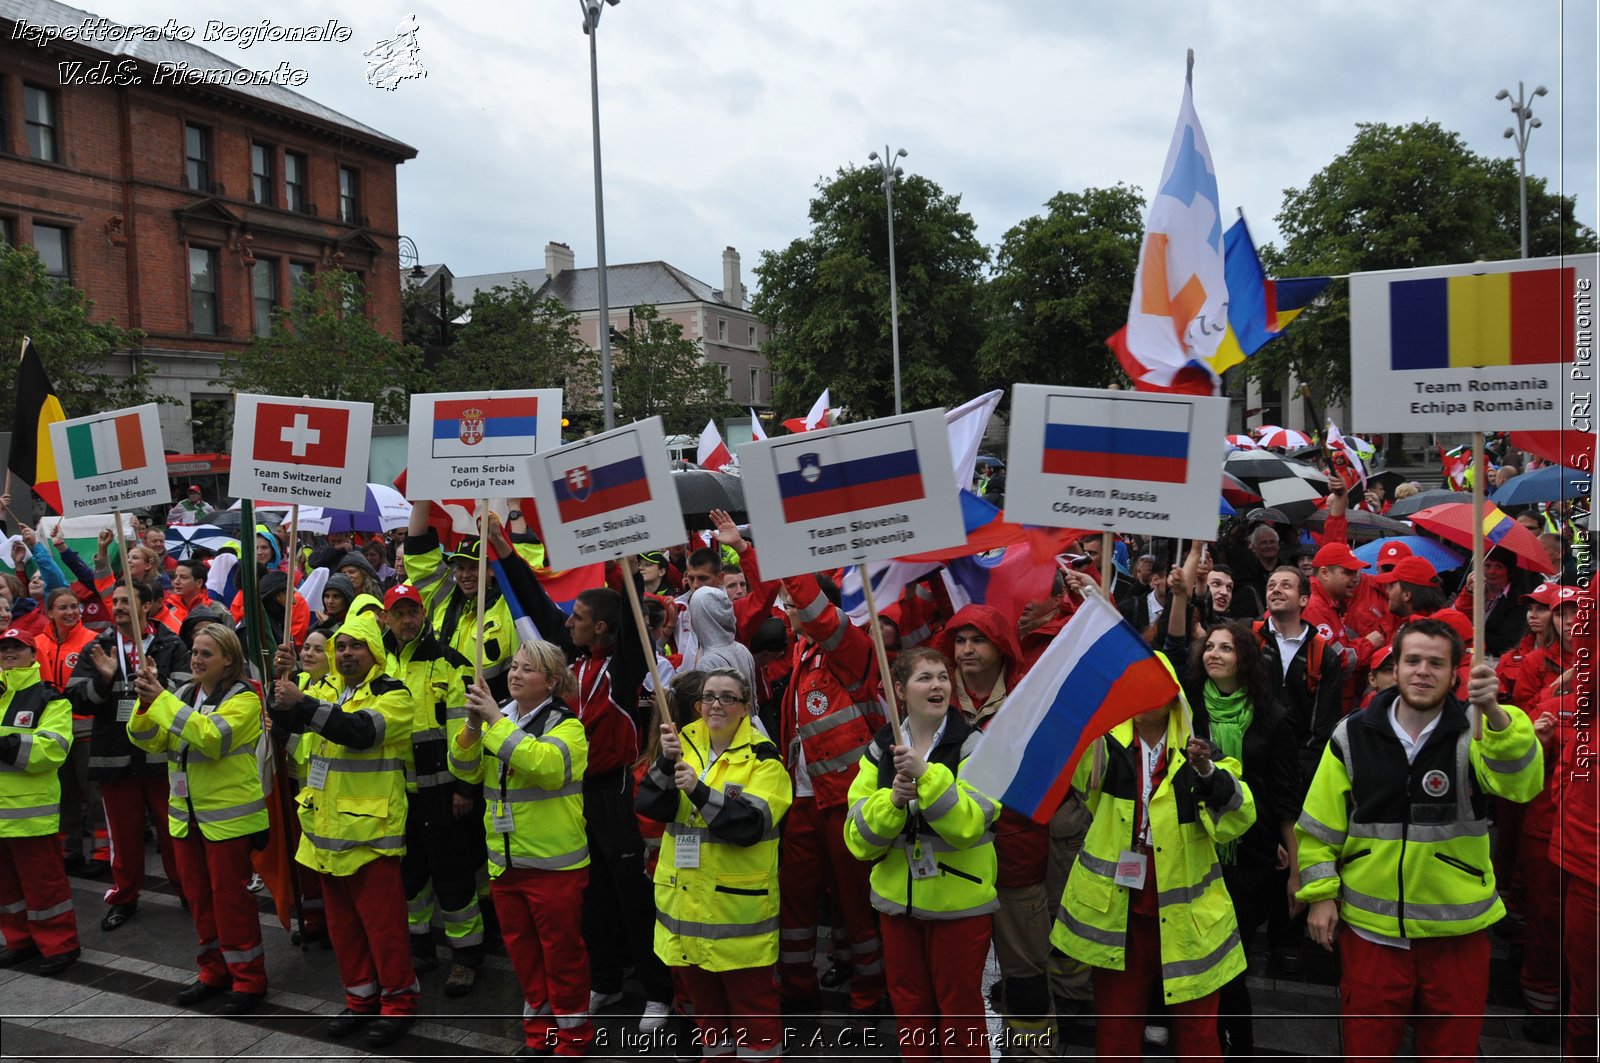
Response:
[252,403,350,467]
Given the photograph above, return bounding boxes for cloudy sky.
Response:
[87,0,1600,291]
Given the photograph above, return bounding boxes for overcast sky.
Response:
[89,0,1600,292]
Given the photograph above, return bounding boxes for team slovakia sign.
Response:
[228,394,373,510]
[1006,384,1228,540]
[738,409,964,580]
[48,403,168,515]
[1349,255,1598,432]
[527,417,683,568]
[404,389,562,501]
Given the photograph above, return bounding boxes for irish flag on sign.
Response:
[65,412,147,478]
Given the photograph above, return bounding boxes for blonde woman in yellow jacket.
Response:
[636,667,791,1059]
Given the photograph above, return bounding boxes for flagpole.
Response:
[1470,431,1486,740]
[619,555,672,743]
[282,505,300,660]
[858,563,903,746]
[4,336,29,530]
[112,509,143,671]
[475,498,489,689]
[1099,531,1114,597]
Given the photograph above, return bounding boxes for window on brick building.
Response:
[748,324,757,347]
[0,218,12,245]
[749,367,760,403]
[189,247,218,334]
[33,224,69,280]
[190,395,231,454]
[185,124,211,191]
[717,317,727,342]
[284,152,307,212]
[715,362,731,398]
[288,261,313,326]
[251,143,273,206]
[338,166,360,224]
[24,86,58,162]
[252,258,278,337]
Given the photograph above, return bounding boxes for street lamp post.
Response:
[869,146,907,416]
[1495,81,1547,259]
[582,0,620,429]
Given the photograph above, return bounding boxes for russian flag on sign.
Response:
[773,422,925,523]
[961,594,1179,823]
[432,395,539,458]
[551,432,651,523]
[1042,394,1192,484]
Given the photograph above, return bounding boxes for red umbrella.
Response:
[1407,502,1554,574]
[1221,471,1261,507]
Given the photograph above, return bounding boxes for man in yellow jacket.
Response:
[1296,617,1544,1060]
[272,611,417,1049]
[0,627,80,973]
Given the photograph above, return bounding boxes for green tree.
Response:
[433,282,597,406]
[400,277,468,370]
[1256,120,1597,401]
[0,243,160,428]
[979,184,1146,390]
[753,165,987,421]
[611,304,735,434]
[213,268,420,423]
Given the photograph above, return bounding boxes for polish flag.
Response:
[697,419,734,471]
[749,409,767,441]
[782,388,833,434]
[252,403,349,467]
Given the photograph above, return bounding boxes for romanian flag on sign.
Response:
[1389,266,1572,369]
[6,338,67,513]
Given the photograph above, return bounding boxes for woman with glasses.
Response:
[637,667,792,1058]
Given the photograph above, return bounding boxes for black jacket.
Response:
[66,627,192,782]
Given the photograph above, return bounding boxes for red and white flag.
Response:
[782,388,832,434]
[749,408,767,441]
[697,418,734,471]
[1325,419,1367,495]
[252,403,350,467]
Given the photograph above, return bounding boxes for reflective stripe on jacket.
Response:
[0,666,73,837]
[130,681,269,842]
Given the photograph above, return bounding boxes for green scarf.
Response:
[1202,680,1253,865]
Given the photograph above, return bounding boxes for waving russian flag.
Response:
[962,594,1179,823]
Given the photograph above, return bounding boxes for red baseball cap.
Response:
[1312,543,1370,571]
[187,484,203,493]
[1370,645,1394,672]
[0,627,36,649]
[383,584,424,611]
[1374,556,1439,586]
[1375,541,1413,570]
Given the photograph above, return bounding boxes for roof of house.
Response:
[0,0,416,159]
[536,261,740,312]
[450,268,549,305]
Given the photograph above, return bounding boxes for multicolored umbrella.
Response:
[1220,471,1262,507]
[1223,450,1329,518]
[1388,489,1472,519]
[165,523,233,560]
[1408,502,1555,574]
[1224,434,1260,451]
[1253,425,1314,449]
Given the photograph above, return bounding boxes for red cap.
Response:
[1312,542,1370,571]
[0,627,36,649]
[1375,541,1413,569]
[1370,645,1394,672]
[187,484,202,493]
[1430,608,1475,646]
[1374,556,1439,585]
[1534,584,1588,609]
[383,584,424,611]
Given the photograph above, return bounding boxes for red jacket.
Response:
[1498,633,1539,702]
[572,644,639,778]
[36,620,95,690]
[780,574,884,809]
[1319,512,1393,645]
[1514,641,1571,711]
[1549,686,1598,883]
[1303,579,1374,715]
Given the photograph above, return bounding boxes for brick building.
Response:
[0,0,416,456]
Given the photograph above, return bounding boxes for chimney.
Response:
[545,241,575,279]
[722,246,744,307]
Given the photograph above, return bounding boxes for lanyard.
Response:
[1137,735,1166,847]
[115,631,153,679]
[576,658,610,718]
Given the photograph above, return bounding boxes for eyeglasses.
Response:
[698,693,746,707]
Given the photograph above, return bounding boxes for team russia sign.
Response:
[739,410,964,580]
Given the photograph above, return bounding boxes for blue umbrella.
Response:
[1490,465,1590,507]
[1353,535,1468,572]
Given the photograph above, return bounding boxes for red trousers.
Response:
[879,912,992,1061]
[1517,832,1562,1013]
[678,962,782,1059]
[1339,927,1489,1062]
[320,857,419,1016]
[1565,872,1598,1062]
[0,833,80,957]
[777,796,884,1008]
[1091,910,1221,1060]
[100,774,181,907]
[492,867,593,1055]
[172,830,266,994]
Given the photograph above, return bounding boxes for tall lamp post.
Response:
[582,0,620,429]
[869,146,907,416]
[1496,81,1547,259]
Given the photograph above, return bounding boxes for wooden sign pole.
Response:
[112,509,143,671]
[619,555,673,739]
[475,499,490,689]
[1470,432,1487,739]
[858,563,904,746]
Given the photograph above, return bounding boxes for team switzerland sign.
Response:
[228,394,373,510]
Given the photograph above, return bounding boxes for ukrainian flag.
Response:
[1207,219,1331,375]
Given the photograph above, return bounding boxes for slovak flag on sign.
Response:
[253,403,350,467]
[551,433,652,522]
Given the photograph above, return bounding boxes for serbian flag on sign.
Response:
[1107,54,1227,397]
[431,395,539,458]
[961,594,1180,823]
[775,422,925,523]
[552,434,651,522]
[253,403,349,467]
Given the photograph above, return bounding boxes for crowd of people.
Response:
[0,441,1593,1060]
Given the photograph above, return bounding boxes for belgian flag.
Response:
[6,337,67,513]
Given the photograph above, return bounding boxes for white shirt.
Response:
[1266,616,1310,679]
[1350,703,1444,952]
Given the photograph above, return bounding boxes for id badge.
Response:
[1113,849,1148,890]
[675,832,702,869]
[170,772,189,800]
[490,803,514,835]
[308,758,329,790]
[910,842,938,880]
[116,698,137,723]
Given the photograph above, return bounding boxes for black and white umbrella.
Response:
[1223,450,1330,516]
[1387,489,1472,519]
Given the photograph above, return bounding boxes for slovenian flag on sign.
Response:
[552,433,652,523]
[65,412,146,478]
[774,422,925,523]
[432,395,540,458]
[961,594,1180,823]
[1042,394,1192,484]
